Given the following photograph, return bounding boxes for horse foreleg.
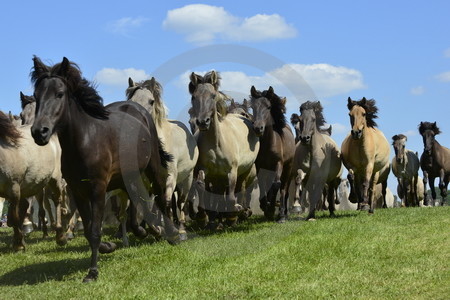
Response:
[225,170,239,227]
[428,177,437,206]
[305,175,325,220]
[48,179,68,246]
[422,171,430,206]
[36,190,48,238]
[438,169,447,199]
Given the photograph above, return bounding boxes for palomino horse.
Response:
[127,77,199,240]
[189,71,259,228]
[341,97,390,213]
[250,86,295,222]
[292,101,342,220]
[30,56,172,282]
[0,111,67,251]
[391,134,420,206]
[418,122,450,206]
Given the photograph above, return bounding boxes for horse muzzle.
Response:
[253,124,265,137]
[196,118,210,131]
[31,125,52,146]
[300,135,311,145]
[351,130,362,140]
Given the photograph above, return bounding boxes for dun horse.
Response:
[292,101,342,220]
[127,77,199,240]
[189,71,259,229]
[391,134,420,206]
[250,86,295,222]
[30,56,172,282]
[0,111,67,251]
[341,97,390,213]
[418,122,450,206]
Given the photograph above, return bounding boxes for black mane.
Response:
[31,56,109,120]
[251,87,287,134]
[300,101,326,128]
[0,111,21,145]
[347,97,378,128]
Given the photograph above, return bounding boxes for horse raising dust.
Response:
[127,77,199,241]
[391,134,420,206]
[189,71,260,229]
[250,86,295,222]
[341,97,390,213]
[292,101,342,220]
[0,111,67,251]
[30,56,172,282]
[418,121,450,206]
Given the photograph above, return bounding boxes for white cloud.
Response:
[106,17,149,36]
[444,47,450,58]
[403,130,418,138]
[94,68,149,87]
[163,4,297,44]
[410,86,425,95]
[436,71,450,82]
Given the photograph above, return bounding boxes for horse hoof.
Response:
[291,206,302,214]
[66,232,75,240]
[13,245,26,252]
[307,218,316,222]
[99,242,117,254]
[76,222,84,232]
[206,222,223,232]
[360,204,370,211]
[277,216,287,224]
[133,226,148,239]
[179,231,188,242]
[83,269,98,283]
[167,234,181,246]
[56,236,68,246]
[225,217,238,228]
[23,223,34,235]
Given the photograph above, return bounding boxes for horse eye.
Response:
[56,92,64,99]
[150,100,155,106]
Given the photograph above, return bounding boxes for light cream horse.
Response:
[341,97,390,213]
[189,71,260,229]
[127,77,199,240]
[391,134,420,206]
[292,101,342,220]
[0,111,67,250]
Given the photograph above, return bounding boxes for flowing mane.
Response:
[30,56,109,119]
[347,97,378,128]
[419,121,441,136]
[0,111,21,145]
[300,101,326,128]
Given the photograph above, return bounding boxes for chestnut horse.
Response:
[341,97,390,213]
[30,56,172,282]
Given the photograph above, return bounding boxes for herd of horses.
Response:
[0,56,449,282]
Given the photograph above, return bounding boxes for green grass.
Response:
[1,207,449,299]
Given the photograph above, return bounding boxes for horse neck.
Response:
[260,114,276,145]
[200,111,222,146]
[57,100,92,151]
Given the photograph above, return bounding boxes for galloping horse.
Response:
[391,134,420,206]
[293,101,342,220]
[30,56,172,282]
[250,86,295,222]
[418,122,450,206]
[127,77,199,240]
[189,71,259,228]
[0,111,67,251]
[341,97,390,213]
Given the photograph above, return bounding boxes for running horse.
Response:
[341,97,390,213]
[127,77,199,240]
[30,56,172,282]
[189,71,259,229]
[250,86,295,222]
[391,134,420,206]
[418,122,450,206]
[292,101,342,220]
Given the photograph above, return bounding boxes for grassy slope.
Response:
[0,206,449,299]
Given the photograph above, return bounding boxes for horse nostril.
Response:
[196,119,201,126]
[41,127,49,136]
[205,118,210,124]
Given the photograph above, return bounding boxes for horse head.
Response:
[298,101,326,145]
[290,113,301,143]
[392,134,407,164]
[19,92,36,125]
[189,71,222,131]
[419,121,440,155]
[347,97,378,140]
[127,77,165,124]
[250,86,273,136]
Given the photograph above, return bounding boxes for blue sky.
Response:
[1,1,449,195]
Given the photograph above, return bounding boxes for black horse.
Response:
[30,56,174,282]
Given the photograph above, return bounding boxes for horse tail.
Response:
[158,139,173,169]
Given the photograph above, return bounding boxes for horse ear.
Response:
[20,92,29,109]
[32,55,49,77]
[280,97,287,106]
[361,97,367,105]
[128,77,135,88]
[250,86,258,98]
[267,86,274,98]
[149,77,156,88]
[58,57,70,77]
[347,97,354,110]
[189,72,198,95]
[290,113,299,125]
[209,70,218,85]
[243,98,248,107]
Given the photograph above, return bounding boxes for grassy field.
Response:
[0,206,449,299]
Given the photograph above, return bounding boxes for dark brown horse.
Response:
[250,86,295,222]
[30,56,172,282]
[418,122,450,206]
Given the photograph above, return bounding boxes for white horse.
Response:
[127,77,199,240]
[0,111,67,250]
